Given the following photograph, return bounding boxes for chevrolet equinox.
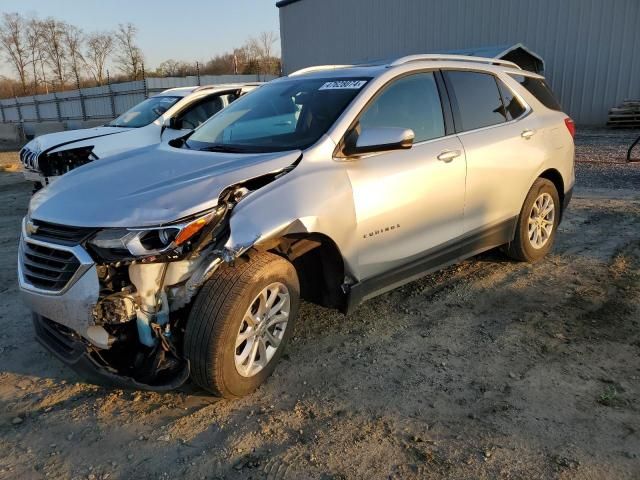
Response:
[19,55,575,398]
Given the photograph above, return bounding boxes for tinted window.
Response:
[359,73,444,143]
[498,81,526,120]
[510,75,562,111]
[179,96,224,130]
[446,71,506,131]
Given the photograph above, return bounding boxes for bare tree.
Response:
[156,59,194,77]
[0,13,30,94]
[258,32,278,61]
[41,18,67,88]
[25,17,46,93]
[85,32,113,85]
[115,23,143,79]
[203,53,236,75]
[258,31,279,75]
[64,24,85,86]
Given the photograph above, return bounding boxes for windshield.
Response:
[186,77,370,153]
[108,96,180,128]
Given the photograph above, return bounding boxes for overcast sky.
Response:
[0,0,280,74]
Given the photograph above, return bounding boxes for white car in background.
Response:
[20,83,261,190]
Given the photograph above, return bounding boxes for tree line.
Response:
[0,12,280,99]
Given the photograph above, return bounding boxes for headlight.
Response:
[88,208,224,260]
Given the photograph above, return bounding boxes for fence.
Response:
[0,73,277,137]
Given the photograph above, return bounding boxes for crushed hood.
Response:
[28,126,130,154]
[29,143,301,228]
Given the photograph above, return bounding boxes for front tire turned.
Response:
[506,178,561,263]
[184,251,300,398]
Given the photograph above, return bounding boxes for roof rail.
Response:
[388,54,522,70]
[288,64,353,77]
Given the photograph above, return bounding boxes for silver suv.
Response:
[19,55,575,397]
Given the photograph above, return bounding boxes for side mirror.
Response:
[344,127,414,156]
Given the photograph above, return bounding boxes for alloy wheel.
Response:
[234,282,291,377]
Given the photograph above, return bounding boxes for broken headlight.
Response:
[87,207,225,261]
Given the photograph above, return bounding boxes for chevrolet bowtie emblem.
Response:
[25,220,39,235]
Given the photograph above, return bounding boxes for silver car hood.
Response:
[28,126,129,153]
[29,143,301,228]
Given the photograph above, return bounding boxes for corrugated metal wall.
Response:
[279,0,640,125]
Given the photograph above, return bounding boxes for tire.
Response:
[505,178,560,263]
[184,251,300,398]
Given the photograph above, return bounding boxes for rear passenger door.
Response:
[443,70,541,237]
[343,72,467,280]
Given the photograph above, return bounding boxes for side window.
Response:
[221,93,240,105]
[510,75,562,111]
[497,80,526,120]
[179,96,224,130]
[446,71,506,132]
[359,72,445,143]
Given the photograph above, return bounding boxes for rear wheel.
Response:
[184,252,300,398]
[505,178,560,262]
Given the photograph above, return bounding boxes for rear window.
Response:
[445,71,506,131]
[510,75,562,111]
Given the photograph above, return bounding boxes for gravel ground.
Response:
[575,128,640,190]
[0,130,639,480]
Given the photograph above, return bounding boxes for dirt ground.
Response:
[0,134,639,479]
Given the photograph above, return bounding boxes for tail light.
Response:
[564,118,576,138]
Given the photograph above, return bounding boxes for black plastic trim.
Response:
[344,217,518,313]
[276,0,305,7]
[434,70,455,136]
[561,186,573,222]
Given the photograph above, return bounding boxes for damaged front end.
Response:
[20,168,290,391]
[39,146,99,179]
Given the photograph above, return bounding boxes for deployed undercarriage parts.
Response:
[33,314,190,391]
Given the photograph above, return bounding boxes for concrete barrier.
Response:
[32,122,65,138]
[65,119,110,130]
[0,123,22,143]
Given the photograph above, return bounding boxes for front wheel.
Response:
[505,178,560,262]
[184,252,300,398]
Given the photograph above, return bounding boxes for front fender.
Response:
[224,161,358,276]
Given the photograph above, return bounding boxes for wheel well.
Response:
[254,233,347,311]
[539,168,565,206]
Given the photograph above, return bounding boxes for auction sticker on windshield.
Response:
[319,80,368,90]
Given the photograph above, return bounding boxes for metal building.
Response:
[277,0,640,125]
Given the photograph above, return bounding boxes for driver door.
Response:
[342,72,467,280]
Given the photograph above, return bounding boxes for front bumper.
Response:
[19,223,190,391]
[23,169,44,184]
[18,227,99,342]
[33,314,189,391]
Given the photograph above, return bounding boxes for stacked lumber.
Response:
[608,100,640,128]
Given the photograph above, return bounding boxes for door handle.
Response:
[521,129,536,139]
[437,150,461,163]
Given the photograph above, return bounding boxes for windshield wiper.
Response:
[197,144,252,153]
